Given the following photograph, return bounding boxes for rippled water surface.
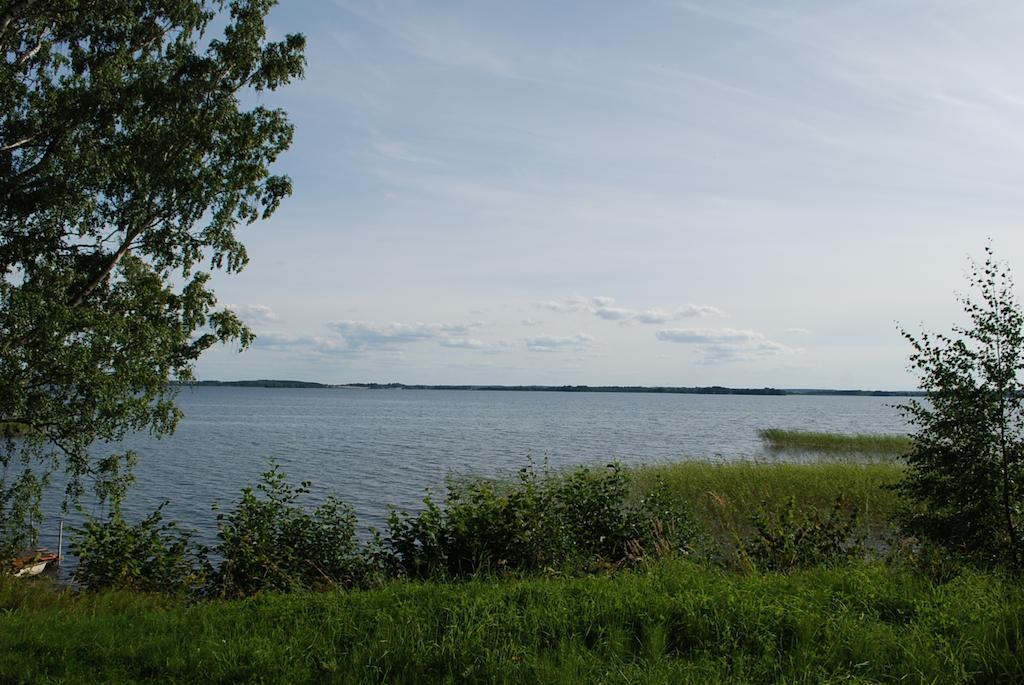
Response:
[38,387,908,560]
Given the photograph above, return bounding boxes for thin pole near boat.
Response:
[57,519,63,566]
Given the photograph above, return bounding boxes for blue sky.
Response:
[196,0,1024,389]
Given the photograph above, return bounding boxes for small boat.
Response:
[11,549,58,577]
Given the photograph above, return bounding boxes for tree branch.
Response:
[13,28,46,66]
[0,136,36,152]
[67,226,142,308]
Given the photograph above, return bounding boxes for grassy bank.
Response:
[3,560,1022,683]
[759,429,912,455]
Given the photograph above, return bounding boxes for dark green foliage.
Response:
[898,246,1024,568]
[72,505,206,596]
[385,462,697,579]
[740,496,863,572]
[0,465,44,564]
[210,464,373,597]
[0,1,304,558]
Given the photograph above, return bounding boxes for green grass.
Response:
[3,560,1023,683]
[759,428,912,455]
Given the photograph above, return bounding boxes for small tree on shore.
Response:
[898,246,1024,568]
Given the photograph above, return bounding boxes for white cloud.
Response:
[439,337,512,353]
[525,333,595,352]
[538,296,591,313]
[635,308,675,324]
[786,327,811,334]
[439,337,487,349]
[592,306,634,321]
[656,328,765,344]
[521,318,542,327]
[253,333,354,356]
[228,304,279,327]
[252,320,503,357]
[330,320,484,349]
[540,296,723,325]
[676,304,725,318]
[656,327,798,364]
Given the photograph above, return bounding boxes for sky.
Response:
[195,0,1024,390]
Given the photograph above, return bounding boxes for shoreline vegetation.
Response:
[9,433,1007,683]
[758,428,913,455]
[179,379,924,396]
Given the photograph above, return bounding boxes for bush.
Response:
[385,462,698,579]
[72,506,205,595]
[739,496,863,572]
[210,463,374,597]
[886,537,967,583]
[68,462,702,596]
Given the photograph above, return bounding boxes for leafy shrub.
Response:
[739,496,863,572]
[627,475,701,561]
[68,462,701,596]
[210,463,373,597]
[444,464,566,576]
[385,462,697,579]
[386,465,565,579]
[72,505,205,595]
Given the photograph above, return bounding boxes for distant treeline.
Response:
[178,380,923,396]
[181,379,328,388]
[330,382,923,396]
[345,383,787,395]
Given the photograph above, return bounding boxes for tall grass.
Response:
[759,428,912,455]
[632,460,904,535]
[2,560,1022,683]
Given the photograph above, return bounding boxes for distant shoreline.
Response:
[178,380,924,397]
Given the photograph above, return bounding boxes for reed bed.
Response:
[759,428,912,455]
[633,459,904,531]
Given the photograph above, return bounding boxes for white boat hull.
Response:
[13,560,48,577]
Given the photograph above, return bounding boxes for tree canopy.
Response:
[0,0,304,558]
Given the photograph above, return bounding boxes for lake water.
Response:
[35,387,909,568]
